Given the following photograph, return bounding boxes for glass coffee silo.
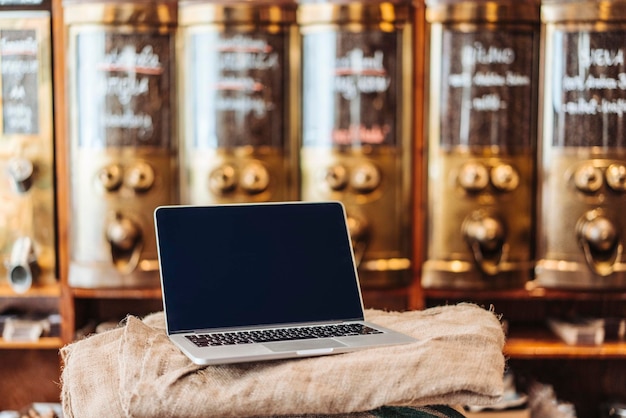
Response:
[64,0,178,288]
[178,0,299,205]
[0,1,55,293]
[536,0,626,288]
[298,0,418,289]
[422,0,540,289]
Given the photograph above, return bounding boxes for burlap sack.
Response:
[60,303,505,418]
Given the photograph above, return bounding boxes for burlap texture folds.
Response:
[60,303,505,418]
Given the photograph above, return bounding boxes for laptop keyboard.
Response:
[186,323,383,347]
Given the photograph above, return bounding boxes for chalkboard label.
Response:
[551,30,626,148]
[438,29,536,152]
[302,30,399,148]
[75,31,173,148]
[188,31,287,149]
[1,29,39,135]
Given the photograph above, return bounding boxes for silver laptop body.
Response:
[154,201,415,365]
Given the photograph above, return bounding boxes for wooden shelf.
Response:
[70,287,162,299]
[0,283,62,350]
[505,326,626,359]
[506,337,626,359]
[423,283,626,301]
[0,282,61,298]
[0,337,63,350]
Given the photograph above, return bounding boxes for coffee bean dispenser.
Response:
[64,0,178,288]
[536,0,626,288]
[0,5,55,293]
[298,0,418,288]
[178,0,298,205]
[422,0,540,289]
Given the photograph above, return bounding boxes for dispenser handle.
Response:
[106,212,143,275]
[576,210,622,277]
[462,211,506,276]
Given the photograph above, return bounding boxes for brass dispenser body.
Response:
[536,0,626,288]
[0,7,56,293]
[298,0,416,288]
[422,0,539,289]
[178,0,299,204]
[64,0,178,288]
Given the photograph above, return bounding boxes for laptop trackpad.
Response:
[264,338,347,353]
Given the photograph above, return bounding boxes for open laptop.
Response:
[154,201,416,365]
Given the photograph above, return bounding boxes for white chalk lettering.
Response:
[220,51,278,71]
[473,71,506,87]
[218,35,272,54]
[0,36,37,55]
[212,35,276,118]
[619,73,626,89]
[357,75,391,93]
[216,96,270,118]
[472,94,505,111]
[601,98,626,116]
[106,75,149,105]
[580,48,624,69]
[462,42,516,66]
[563,75,586,91]
[335,49,386,73]
[1,59,37,76]
[5,103,33,131]
[563,98,598,115]
[104,109,153,131]
[448,73,472,87]
[101,45,162,74]
[585,74,618,90]
[506,71,530,86]
[335,49,390,100]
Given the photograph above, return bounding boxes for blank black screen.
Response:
[154,202,365,333]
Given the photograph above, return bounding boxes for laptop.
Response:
[154,201,416,365]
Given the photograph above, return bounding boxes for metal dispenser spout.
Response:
[462,210,507,276]
[7,157,35,193]
[576,209,622,277]
[8,236,40,294]
[106,212,143,275]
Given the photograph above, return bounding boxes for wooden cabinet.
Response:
[0,283,63,350]
[65,288,164,342]
[1,0,625,415]
[0,350,63,410]
[0,284,63,410]
[0,1,60,410]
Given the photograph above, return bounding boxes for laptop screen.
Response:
[154,202,365,334]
